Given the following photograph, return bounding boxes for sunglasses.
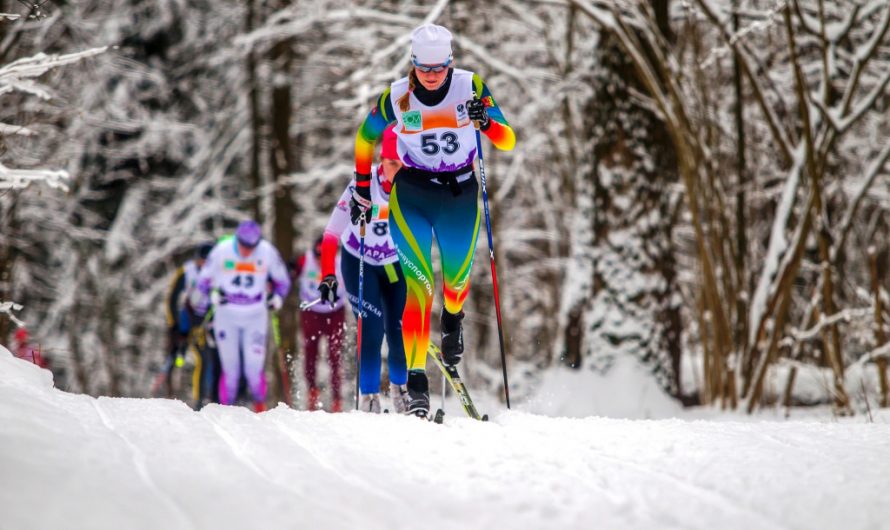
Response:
[412,56,452,73]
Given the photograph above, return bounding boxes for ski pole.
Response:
[441,374,446,411]
[190,326,203,405]
[202,301,216,326]
[300,298,323,311]
[356,215,367,411]
[270,310,293,407]
[150,355,174,396]
[473,101,511,409]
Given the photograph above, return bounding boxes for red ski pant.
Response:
[301,308,345,400]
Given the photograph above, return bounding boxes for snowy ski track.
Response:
[3,349,890,530]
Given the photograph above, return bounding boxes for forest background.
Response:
[2,0,889,416]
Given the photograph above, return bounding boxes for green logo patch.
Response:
[403,110,422,131]
[224,260,235,270]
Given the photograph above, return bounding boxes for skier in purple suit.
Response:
[196,220,291,412]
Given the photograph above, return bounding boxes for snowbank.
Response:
[2,345,890,530]
[524,356,683,419]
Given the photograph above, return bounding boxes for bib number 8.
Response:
[420,132,460,155]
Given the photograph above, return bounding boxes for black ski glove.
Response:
[466,98,490,130]
[350,172,372,225]
[167,325,186,351]
[318,274,340,307]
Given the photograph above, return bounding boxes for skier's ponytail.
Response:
[397,68,417,112]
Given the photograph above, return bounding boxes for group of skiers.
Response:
[162,23,515,418]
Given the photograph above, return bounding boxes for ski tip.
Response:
[433,409,445,424]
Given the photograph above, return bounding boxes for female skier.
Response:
[350,23,515,417]
[319,125,409,413]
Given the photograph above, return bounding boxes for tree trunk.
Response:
[562,303,584,369]
[782,5,849,412]
[869,247,888,407]
[268,21,300,406]
[246,0,262,222]
[100,284,122,397]
[586,1,684,398]
[732,0,749,373]
[0,200,16,342]
[66,256,91,394]
[0,5,18,337]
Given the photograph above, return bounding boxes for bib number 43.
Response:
[420,132,460,155]
[232,275,254,288]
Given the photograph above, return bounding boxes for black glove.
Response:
[318,274,340,307]
[350,173,372,225]
[466,98,490,130]
[167,325,186,350]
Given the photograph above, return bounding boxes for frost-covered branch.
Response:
[696,0,789,69]
[236,8,412,54]
[0,46,107,191]
[782,307,874,346]
[0,47,108,97]
[0,301,25,328]
[835,4,890,120]
[0,162,69,191]
[832,140,890,259]
[818,66,890,134]
[850,342,890,370]
[746,147,804,347]
[0,123,34,136]
[694,0,795,165]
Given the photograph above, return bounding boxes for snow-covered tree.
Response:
[0,8,105,340]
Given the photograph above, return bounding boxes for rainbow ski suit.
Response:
[354,68,515,370]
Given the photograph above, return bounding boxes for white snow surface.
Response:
[525,356,684,419]
[3,345,890,530]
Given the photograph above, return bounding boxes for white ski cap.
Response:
[411,24,453,65]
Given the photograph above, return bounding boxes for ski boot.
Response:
[331,398,343,413]
[253,401,266,413]
[405,370,430,418]
[441,310,464,366]
[390,382,409,414]
[359,394,381,413]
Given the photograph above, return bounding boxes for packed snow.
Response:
[2,345,890,530]
[525,356,684,419]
